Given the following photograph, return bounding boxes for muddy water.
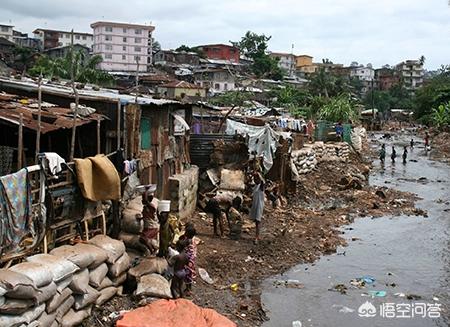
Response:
[261,132,450,327]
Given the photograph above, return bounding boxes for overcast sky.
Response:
[1,0,449,69]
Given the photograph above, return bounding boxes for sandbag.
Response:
[0,303,45,327]
[55,295,74,321]
[98,276,113,290]
[121,210,144,234]
[136,274,172,299]
[95,286,117,306]
[0,270,39,299]
[0,297,3,306]
[26,254,79,283]
[50,245,95,269]
[89,235,125,264]
[60,307,92,327]
[73,243,108,269]
[38,311,57,327]
[0,298,34,314]
[129,257,168,278]
[118,232,147,252]
[116,299,236,327]
[56,275,73,292]
[111,273,127,287]
[89,263,108,288]
[108,252,131,278]
[69,269,89,294]
[10,262,53,288]
[220,169,245,191]
[46,288,73,314]
[73,285,100,310]
[35,282,57,304]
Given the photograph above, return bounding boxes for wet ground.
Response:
[261,131,450,327]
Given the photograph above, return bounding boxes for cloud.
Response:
[0,0,448,68]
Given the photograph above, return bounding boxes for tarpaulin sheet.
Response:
[116,299,236,327]
[225,119,291,171]
[0,168,33,253]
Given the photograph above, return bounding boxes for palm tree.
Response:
[419,55,426,66]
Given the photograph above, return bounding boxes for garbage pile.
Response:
[0,235,130,327]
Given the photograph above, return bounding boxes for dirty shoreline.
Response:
[82,147,424,327]
[190,150,424,326]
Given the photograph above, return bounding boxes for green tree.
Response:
[430,101,450,129]
[232,31,284,80]
[13,46,35,75]
[30,51,114,86]
[318,93,359,123]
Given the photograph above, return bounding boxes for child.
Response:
[178,224,197,296]
[379,144,386,164]
[157,203,173,258]
[410,138,414,149]
[205,198,225,237]
[170,240,189,298]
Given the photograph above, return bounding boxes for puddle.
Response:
[261,132,450,327]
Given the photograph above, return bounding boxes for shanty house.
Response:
[157,80,207,100]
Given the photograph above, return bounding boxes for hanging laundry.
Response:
[0,168,33,254]
[43,152,66,175]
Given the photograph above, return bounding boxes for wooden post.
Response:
[96,119,101,154]
[35,75,42,162]
[116,101,121,151]
[18,113,23,169]
[69,29,79,161]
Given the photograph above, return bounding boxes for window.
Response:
[105,35,112,41]
[134,46,141,52]
[140,118,151,150]
[105,26,113,32]
[123,28,127,33]
[105,44,112,51]
[122,55,126,60]
[123,37,127,42]
[214,83,220,90]
[224,83,228,90]
[135,29,142,34]
[65,34,70,38]
[134,56,140,62]
[122,46,126,51]
[75,35,80,40]
[135,37,141,43]
[82,35,87,40]
[1,26,9,32]
[105,53,112,59]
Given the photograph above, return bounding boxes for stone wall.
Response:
[169,165,199,219]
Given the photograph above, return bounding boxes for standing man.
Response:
[306,120,315,143]
[391,146,397,163]
[424,132,430,150]
[250,172,265,244]
[402,146,408,164]
[379,144,386,164]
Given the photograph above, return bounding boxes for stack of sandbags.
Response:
[311,142,325,162]
[350,127,367,153]
[322,142,350,162]
[291,148,317,175]
[87,235,130,306]
[129,257,171,299]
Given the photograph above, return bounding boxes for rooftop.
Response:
[159,80,205,89]
[90,21,155,31]
[195,44,238,49]
[0,77,181,106]
[0,92,105,134]
[33,28,93,36]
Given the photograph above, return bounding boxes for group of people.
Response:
[379,133,431,165]
[140,190,197,299]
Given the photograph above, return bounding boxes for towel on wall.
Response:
[0,168,33,253]
[74,155,121,201]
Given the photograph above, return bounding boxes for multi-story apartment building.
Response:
[350,65,375,82]
[33,28,93,50]
[91,21,154,72]
[269,52,296,75]
[0,24,14,42]
[395,60,424,92]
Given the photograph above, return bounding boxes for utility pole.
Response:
[35,74,42,163]
[69,29,79,161]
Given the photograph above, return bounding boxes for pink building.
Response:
[91,21,155,72]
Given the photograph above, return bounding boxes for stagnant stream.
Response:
[261,131,449,327]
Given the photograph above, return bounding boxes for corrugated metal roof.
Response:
[0,93,105,134]
[0,77,181,106]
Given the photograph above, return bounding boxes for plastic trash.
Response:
[198,268,214,285]
[332,305,354,313]
[361,276,376,284]
[292,321,302,327]
[368,290,386,297]
[230,283,239,292]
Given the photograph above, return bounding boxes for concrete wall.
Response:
[169,166,199,219]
